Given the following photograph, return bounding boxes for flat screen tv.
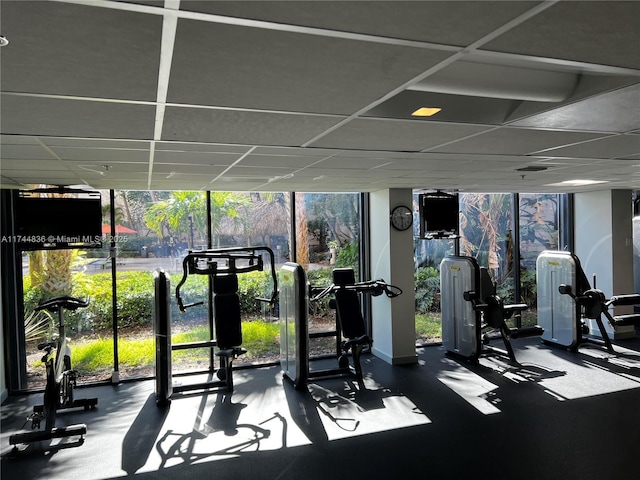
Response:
[14,190,103,250]
[419,192,459,239]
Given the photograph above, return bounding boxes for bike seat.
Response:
[36,296,89,313]
[37,340,57,351]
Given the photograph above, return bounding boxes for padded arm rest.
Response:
[608,294,640,307]
[612,314,640,327]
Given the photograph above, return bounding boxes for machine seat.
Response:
[216,347,248,359]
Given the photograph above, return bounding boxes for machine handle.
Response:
[177,300,204,313]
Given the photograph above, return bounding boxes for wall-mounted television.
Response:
[419,191,459,239]
[14,189,103,250]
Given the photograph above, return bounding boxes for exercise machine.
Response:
[155,247,277,406]
[537,250,640,352]
[440,256,542,363]
[279,263,401,389]
[10,296,98,447]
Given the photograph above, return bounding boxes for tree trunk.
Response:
[41,249,73,296]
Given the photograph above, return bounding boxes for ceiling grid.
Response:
[0,0,638,192]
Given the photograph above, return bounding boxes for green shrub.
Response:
[168,273,208,322]
[415,266,440,313]
[62,269,278,332]
[307,267,332,286]
[335,241,359,270]
[237,270,275,315]
[307,267,333,316]
[520,268,537,308]
[69,271,157,331]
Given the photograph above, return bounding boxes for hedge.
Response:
[24,269,279,333]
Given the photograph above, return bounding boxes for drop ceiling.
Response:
[0,0,638,193]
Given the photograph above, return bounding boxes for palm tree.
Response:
[459,193,511,276]
[144,191,250,249]
[295,193,310,265]
[25,187,75,297]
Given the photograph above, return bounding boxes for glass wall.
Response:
[16,187,564,389]
[17,190,364,387]
[295,193,361,357]
[413,192,562,344]
[22,191,113,389]
[518,193,560,321]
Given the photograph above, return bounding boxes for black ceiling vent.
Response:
[516,166,548,172]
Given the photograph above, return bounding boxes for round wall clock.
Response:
[390,205,413,231]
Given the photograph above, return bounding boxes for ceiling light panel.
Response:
[366,90,517,125]
[412,107,442,117]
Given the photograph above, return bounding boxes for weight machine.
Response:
[154,247,277,406]
[440,255,543,364]
[537,250,640,352]
[279,264,401,389]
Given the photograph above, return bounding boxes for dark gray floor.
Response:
[2,337,640,480]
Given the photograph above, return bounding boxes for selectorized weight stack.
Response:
[279,262,309,388]
[536,251,588,350]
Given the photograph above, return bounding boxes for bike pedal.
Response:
[27,412,43,430]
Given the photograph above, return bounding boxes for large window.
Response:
[15,190,362,389]
[413,192,562,344]
[295,193,361,357]
[22,191,113,389]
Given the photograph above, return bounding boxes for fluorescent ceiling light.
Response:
[547,179,608,187]
[412,107,442,117]
[562,179,608,186]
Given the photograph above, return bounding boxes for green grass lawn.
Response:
[32,315,445,375]
[41,321,280,374]
[415,313,442,341]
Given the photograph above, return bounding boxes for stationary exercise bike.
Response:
[10,296,98,447]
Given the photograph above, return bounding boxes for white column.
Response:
[369,189,417,365]
[575,189,635,339]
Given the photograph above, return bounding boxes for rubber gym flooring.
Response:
[2,336,640,480]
